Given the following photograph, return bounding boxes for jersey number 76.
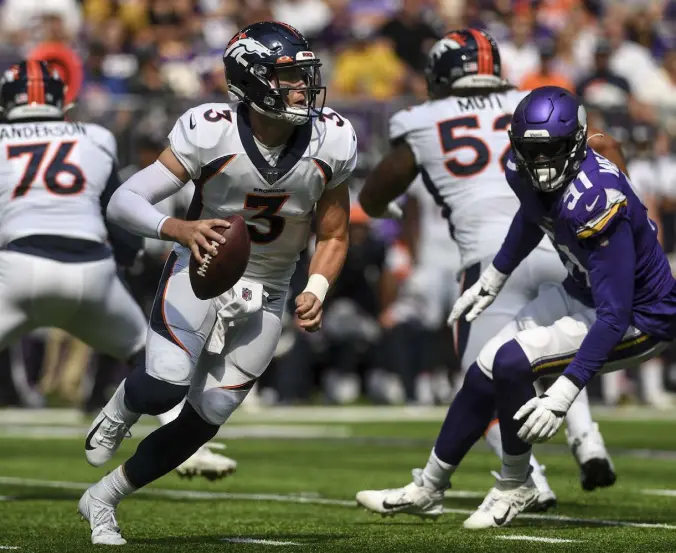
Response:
[7,141,85,199]
[437,115,512,178]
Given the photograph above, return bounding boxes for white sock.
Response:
[564,387,594,438]
[602,371,623,405]
[107,380,141,426]
[483,419,502,458]
[640,358,667,403]
[156,399,185,426]
[422,449,456,490]
[90,466,136,506]
[485,420,543,473]
[501,451,531,483]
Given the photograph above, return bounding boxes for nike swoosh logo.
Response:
[85,419,104,451]
[382,500,413,510]
[585,196,599,212]
[189,113,196,130]
[493,505,511,526]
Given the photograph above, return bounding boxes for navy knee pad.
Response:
[492,340,533,386]
[124,370,189,416]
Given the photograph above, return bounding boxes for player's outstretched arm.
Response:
[359,140,418,219]
[516,219,635,444]
[448,208,544,326]
[296,181,350,332]
[107,147,231,264]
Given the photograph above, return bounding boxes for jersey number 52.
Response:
[437,115,512,178]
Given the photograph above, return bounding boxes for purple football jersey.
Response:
[505,147,676,339]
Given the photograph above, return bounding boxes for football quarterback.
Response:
[79,21,356,545]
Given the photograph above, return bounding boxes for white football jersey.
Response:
[627,158,657,200]
[408,177,459,271]
[169,102,357,292]
[390,90,530,270]
[0,121,117,246]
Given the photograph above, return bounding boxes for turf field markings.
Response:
[642,489,676,497]
[0,496,15,501]
[2,476,676,530]
[0,546,20,549]
[495,536,581,544]
[221,538,301,546]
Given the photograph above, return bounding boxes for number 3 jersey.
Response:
[0,121,117,245]
[389,89,534,270]
[169,102,357,292]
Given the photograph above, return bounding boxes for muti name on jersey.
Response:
[0,122,88,141]
[253,188,287,194]
[458,95,503,112]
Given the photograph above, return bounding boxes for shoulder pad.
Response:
[314,107,357,188]
[388,103,431,143]
[83,123,117,161]
[168,103,235,180]
[574,187,628,240]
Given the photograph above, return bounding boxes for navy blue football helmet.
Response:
[224,22,324,125]
[0,60,67,122]
[425,28,508,98]
[509,86,588,192]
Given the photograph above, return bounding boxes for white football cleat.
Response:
[566,423,616,491]
[176,442,238,480]
[529,464,557,512]
[355,469,444,519]
[85,384,138,467]
[78,487,126,545]
[463,472,539,529]
[85,410,133,468]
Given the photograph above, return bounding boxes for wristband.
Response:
[302,274,330,303]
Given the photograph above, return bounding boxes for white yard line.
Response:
[642,489,676,497]
[221,538,301,546]
[495,536,580,544]
[0,547,20,550]
[1,476,675,530]
[0,424,351,441]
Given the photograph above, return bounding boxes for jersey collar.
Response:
[237,104,312,185]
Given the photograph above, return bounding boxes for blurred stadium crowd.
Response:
[3,0,676,410]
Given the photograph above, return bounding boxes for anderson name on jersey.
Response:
[0,120,118,246]
[168,101,357,292]
[388,90,532,270]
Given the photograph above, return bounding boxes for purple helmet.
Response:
[509,86,588,192]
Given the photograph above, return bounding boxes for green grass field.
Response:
[2,406,676,552]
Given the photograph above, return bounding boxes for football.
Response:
[188,215,251,300]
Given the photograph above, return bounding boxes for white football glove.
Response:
[447,263,508,326]
[514,376,581,443]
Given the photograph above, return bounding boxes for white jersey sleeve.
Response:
[168,105,234,180]
[388,105,431,165]
[313,108,358,189]
[85,123,118,163]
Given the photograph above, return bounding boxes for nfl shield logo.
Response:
[242,287,252,301]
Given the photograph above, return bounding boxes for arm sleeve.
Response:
[106,161,187,239]
[492,207,545,275]
[563,219,635,388]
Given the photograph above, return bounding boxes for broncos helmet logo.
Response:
[225,37,274,68]
[428,37,464,64]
